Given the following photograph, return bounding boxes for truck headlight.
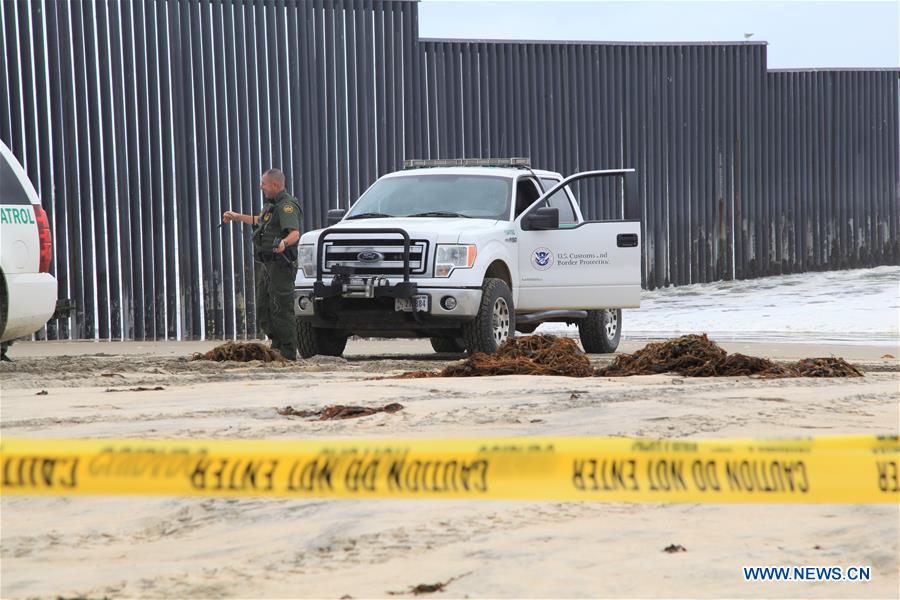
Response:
[434,244,477,277]
[297,245,316,277]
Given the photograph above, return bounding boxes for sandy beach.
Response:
[1,337,898,599]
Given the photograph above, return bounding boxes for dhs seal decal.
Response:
[531,248,553,271]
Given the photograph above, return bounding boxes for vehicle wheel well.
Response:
[484,259,512,290]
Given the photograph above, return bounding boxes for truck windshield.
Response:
[346,174,512,220]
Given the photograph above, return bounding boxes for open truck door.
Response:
[514,169,641,311]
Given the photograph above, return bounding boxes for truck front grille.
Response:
[322,237,429,276]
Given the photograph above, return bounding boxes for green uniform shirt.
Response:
[252,190,302,251]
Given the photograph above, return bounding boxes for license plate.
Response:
[395,295,430,313]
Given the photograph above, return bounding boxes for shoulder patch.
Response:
[282,204,294,214]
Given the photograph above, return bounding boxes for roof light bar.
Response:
[403,157,531,169]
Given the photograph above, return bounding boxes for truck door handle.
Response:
[617,233,638,248]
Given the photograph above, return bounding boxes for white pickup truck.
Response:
[293,158,641,358]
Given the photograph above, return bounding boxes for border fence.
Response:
[1,0,897,341]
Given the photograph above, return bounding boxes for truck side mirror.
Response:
[522,206,559,230]
[326,209,346,226]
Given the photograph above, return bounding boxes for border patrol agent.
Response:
[222,168,302,359]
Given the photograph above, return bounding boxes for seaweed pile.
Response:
[277,403,404,420]
[396,335,594,378]
[394,334,863,379]
[191,341,285,363]
[598,334,862,378]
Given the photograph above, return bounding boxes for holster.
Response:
[274,242,299,268]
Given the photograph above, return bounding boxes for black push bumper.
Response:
[313,227,419,300]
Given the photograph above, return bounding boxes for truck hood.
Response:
[300,217,501,244]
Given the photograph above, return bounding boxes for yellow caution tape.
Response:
[1,435,897,503]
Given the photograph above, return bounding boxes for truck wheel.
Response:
[462,278,515,354]
[297,320,348,358]
[430,336,465,354]
[578,309,622,353]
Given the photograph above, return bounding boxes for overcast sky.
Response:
[418,0,899,69]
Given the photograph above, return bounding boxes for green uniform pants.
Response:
[255,260,298,359]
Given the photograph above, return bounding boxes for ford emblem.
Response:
[357,250,384,262]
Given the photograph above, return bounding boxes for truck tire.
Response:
[578,309,622,354]
[430,336,465,354]
[297,320,349,358]
[462,278,515,354]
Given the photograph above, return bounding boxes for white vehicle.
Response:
[0,141,59,358]
[293,158,642,358]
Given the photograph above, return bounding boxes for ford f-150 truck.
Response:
[293,158,641,358]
